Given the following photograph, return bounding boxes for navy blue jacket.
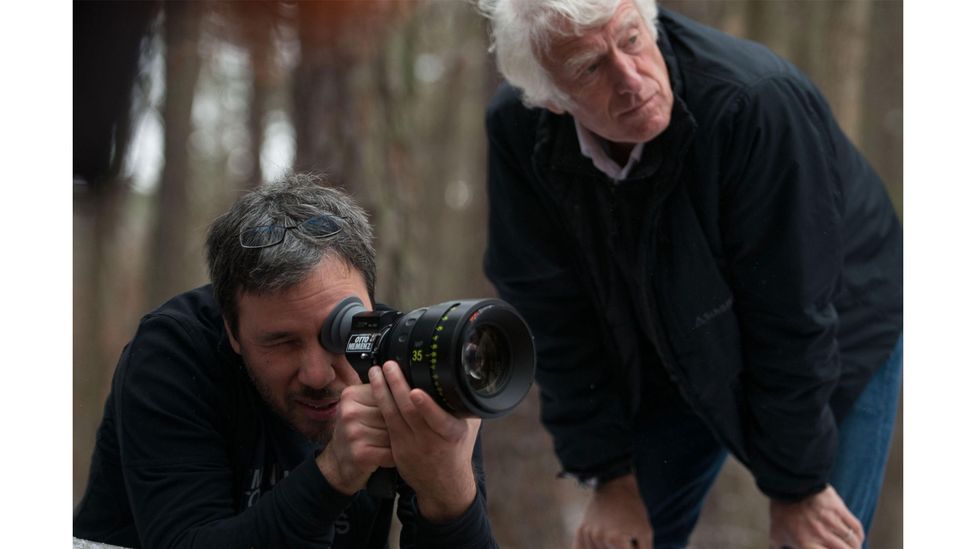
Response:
[484,9,902,500]
[74,285,497,548]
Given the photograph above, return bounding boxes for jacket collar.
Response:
[655,12,685,101]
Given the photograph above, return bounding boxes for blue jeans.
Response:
[830,336,903,535]
[633,337,903,548]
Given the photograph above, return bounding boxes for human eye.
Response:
[624,33,640,50]
[573,58,600,80]
[258,335,300,351]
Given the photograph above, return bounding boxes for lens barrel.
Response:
[320,297,535,418]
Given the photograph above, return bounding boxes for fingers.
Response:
[368,361,431,436]
[575,529,648,549]
[574,478,653,549]
[830,520,864,549]
[407,387,472,439]
[843,514,865,546]
[606,533,645,549]
[320,387,394,493]
[346,421,390,447]
[604,533,642,549]
[370,361,470,440]
[769,485,865,549]
[379,361,425,431]
[336,388,392,460]
[339,385,386,429]
[826,488,863,548]
[347,440,395,469]
[593,532,644,549]
[794,512,859,549]
[368,364,410,433]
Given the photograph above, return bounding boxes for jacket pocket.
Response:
[646,186,749,462]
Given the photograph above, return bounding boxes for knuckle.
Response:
[338,398,358,415]
[348,444,364,462]
[350,442,372,463]
[340,385,361,401]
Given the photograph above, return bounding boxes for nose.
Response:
[297,345,338,389]
[610,51,642,96]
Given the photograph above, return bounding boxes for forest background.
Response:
[71,1,903,547]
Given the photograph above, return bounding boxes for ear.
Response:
[223,317,242,355]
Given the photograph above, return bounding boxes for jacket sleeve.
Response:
[396,436,499,549]
[482,94,634,482]
[719,75,846,500]
[116,313,352,548]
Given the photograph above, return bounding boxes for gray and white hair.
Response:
[478,0,659,109]
[206,173,376,334]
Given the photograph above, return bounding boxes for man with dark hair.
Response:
[74,174,499,548]
[478,0,902,548]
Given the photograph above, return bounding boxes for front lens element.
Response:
[461,325,509,397]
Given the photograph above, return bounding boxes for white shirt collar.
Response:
[574,120,646,181]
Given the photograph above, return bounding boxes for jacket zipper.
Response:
[636,206,708,426]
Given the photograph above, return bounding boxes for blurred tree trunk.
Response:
[367,27,414,309]
[859,3,904,545]
[148,1,204,308]
[73,1,159,502]
[291,1,361,190]
[288,1,413,307]
[240,1,279,188]
[73,182,126,501]
[663,0,734,32]
[73,1,158,187]
[861,0,904,214]
[792,1,871,140]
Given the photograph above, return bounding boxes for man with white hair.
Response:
[478,1,902,547]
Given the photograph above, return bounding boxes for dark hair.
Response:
[205,173,376,334]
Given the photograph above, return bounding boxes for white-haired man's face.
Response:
[538,0,672,146]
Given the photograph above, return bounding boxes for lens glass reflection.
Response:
[461,325,509,397]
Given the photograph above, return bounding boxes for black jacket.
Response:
[74,285,498,548]
[483,9,902,500]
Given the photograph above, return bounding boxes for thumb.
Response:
[409,389,463,438]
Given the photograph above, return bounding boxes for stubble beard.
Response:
[242,360,338,446]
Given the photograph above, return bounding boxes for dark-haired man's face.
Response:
[225,255,370,444]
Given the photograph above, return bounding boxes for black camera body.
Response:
[320,296,535,418]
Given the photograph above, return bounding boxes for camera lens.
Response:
[461,325,509,397]
[389,299,534,418]
[324,296,535,418]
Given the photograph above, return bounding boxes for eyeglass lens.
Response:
[239,214,343,248]
[300,215,342,237]
[240,225,286,248]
